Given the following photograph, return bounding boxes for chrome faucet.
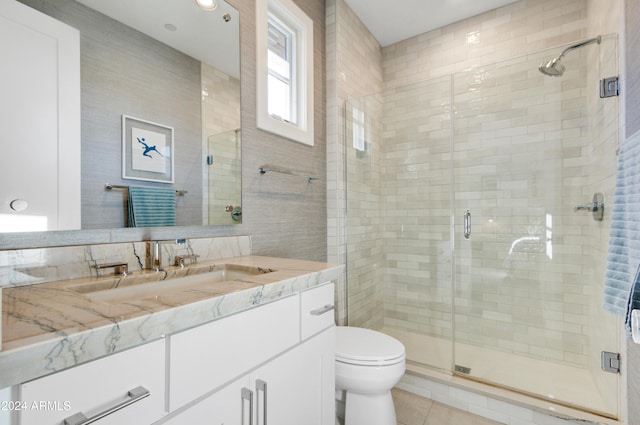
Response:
[147,239,186,271]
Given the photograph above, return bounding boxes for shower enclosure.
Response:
[344,35,619,418]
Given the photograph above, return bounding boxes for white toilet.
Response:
[335,327,406,425]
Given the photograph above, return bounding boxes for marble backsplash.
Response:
[0,236,251,288]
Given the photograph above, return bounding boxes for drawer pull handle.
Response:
[256,379,268,425]
[310,304,334,316]
[63,386,150,425]
[241,387,254,425]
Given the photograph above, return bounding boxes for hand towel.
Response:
[128,186,176,227]
[626,264,640,332]
[604,129,640,325]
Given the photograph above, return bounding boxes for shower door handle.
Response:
[463,209,471,239]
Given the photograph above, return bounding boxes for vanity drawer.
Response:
[20,338,166,425]
[169,294,299,411]
[300,282,335,340]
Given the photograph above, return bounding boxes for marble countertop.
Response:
[0,256,342,389]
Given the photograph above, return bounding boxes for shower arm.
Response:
[557,36,601,60]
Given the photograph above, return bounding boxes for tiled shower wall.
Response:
[382,0,593,90]
[328,0,622,368]
[326,0,383,325]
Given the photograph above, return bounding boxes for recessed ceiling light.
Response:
[164,23,177,32]
[195,0,217,11]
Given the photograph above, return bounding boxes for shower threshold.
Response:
[381,327,618,423]
[400,362,619,425]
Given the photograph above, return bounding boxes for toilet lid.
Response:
[335,327,405,366]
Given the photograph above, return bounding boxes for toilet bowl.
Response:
[335,327,406,425]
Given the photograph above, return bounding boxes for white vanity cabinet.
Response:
[168,294,301,412]
[19,338,166,425]
[251,327,334,424]
[3,282,335,425]
[161,283,336,425]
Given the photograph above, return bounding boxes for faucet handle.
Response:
[175,254,200,268]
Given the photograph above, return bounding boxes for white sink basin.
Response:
[69,264,274,305]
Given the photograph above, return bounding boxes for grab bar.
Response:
[463,209,471,239]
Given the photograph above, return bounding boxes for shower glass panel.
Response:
[452,36,618,417]
[345,76,454,371]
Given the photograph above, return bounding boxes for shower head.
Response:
[538,35,601,77]
[539,57,565,77]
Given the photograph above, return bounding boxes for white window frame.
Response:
[256,0,314,146]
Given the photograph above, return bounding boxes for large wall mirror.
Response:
[8,0,242,231]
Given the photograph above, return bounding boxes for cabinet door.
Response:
[20,339,165,425]
[169,295,299,411]
[252,327,335,425]
[300,282,335,340]
[0,0,80,231]
[161,375,252,425]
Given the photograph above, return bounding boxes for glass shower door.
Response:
[452,38,619,417]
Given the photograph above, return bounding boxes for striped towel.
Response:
[603,129,640,332]
[128,186,176,227]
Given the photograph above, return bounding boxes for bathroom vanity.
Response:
[0,253,341,424]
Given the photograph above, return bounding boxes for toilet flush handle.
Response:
[310,304,334,316]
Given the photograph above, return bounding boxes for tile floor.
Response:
[392,388,502,425]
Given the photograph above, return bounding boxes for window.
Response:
[352,105,366,152]
[256,0,313,146]
[267,19,295,123]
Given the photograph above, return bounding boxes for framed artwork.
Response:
[122,115,174,183]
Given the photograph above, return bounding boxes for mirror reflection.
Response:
[207,129,242,225]
[5,0,241,231]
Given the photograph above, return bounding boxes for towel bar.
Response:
[258,164,318,183]
[105,183,187,196]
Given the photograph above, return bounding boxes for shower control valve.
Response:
[573,192,604,221]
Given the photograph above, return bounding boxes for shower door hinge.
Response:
[601,351,620,374]
[600,76,619,98]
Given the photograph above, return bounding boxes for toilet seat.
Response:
[336,327,405,366]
